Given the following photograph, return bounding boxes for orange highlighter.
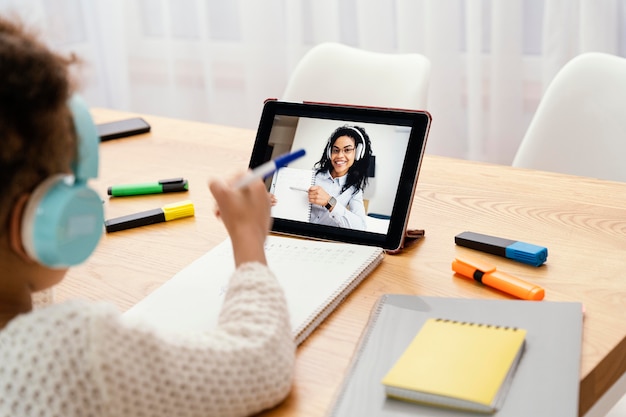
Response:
[452,257,545,301]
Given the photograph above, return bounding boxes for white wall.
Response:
[1,0,625,165]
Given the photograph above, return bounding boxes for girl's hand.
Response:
[209,174,271,266]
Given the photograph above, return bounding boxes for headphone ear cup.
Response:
[355,142,364,161]
[326,141,332,160]
[22,175,103,268]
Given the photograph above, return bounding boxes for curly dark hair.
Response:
[314,124,372,195]
[0,17,77,234]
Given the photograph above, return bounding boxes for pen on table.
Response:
[289,186,310,192]
[107,178,189,197]
[105,200,194,233]
[235,148,306,189]
[451,256,545,301]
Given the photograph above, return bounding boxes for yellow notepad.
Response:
[381,318,526,414]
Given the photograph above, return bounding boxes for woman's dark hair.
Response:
[314,125,372,195]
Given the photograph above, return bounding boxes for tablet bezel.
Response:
[247,100,431,251]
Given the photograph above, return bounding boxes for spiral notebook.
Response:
[381,318,526,413]
[269,167,315,222]
[124,235,383,345]
[330,295,583,417]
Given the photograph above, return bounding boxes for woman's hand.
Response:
[209,174,271,266]
[308,185,331,207]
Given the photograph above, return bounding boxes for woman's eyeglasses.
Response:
[331,146,355,156]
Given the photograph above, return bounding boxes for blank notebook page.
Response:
[269,167,315,222]
[124,235,383,345]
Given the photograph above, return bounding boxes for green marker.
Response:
[107,178,189,197]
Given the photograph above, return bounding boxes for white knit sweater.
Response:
[0,262,295,417]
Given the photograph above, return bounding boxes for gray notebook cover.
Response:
[329,295,583,417]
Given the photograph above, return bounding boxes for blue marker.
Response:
[235,148,306,189]
[454,231,548,267]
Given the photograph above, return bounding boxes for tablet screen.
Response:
[247,100,431,251]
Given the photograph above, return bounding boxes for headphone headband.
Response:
[68,95,99,180]
[326,125,367,161]
[344,126,365,146]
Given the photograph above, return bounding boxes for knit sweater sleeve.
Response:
[0,262,295,417]
[92,261,295,417]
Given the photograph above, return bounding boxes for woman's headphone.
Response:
[326,125,366,161]
[20,95,104,268]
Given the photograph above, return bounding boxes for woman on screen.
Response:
[308,125,372,230]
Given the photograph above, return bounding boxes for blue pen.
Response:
[235,148,306,188]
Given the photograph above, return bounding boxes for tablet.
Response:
[247,100,431,251]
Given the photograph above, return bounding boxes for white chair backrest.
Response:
[282,42,431,110]
[512,52,626,182]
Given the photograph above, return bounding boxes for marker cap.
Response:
[163,200,195,221]
[273,148,306,168]
[505,241,547,267]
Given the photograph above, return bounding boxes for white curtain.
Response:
[1,0,624,165]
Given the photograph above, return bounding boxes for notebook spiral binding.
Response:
[306,169,314,218]
[433,318,521,331]
[294,248,384,345]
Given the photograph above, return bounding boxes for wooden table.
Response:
[58,108,626,417]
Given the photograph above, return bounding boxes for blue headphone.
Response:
[326,125,365,161]
[21,95,104,268]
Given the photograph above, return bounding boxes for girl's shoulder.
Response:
[36,298,117,319]
[0,301,122,415]
[2,299,119,342]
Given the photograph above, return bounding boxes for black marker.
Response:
[455,231,548,267]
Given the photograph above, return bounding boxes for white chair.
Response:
[512,52,626,182]
[282,42,431,110]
